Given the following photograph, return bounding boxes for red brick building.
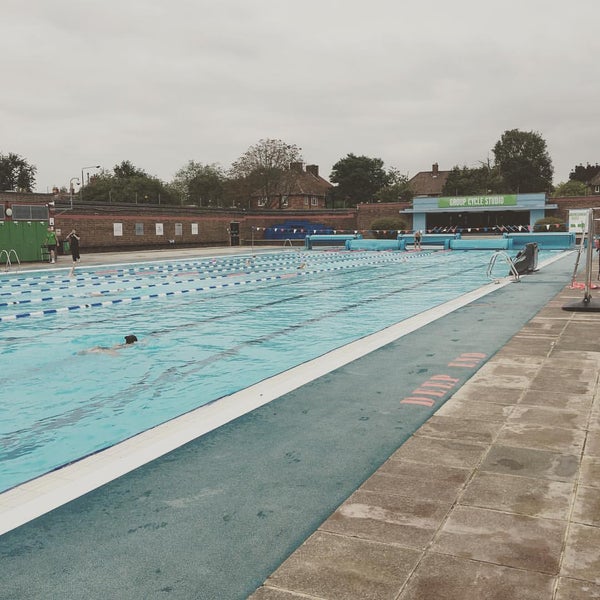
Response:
[249,163,333,210]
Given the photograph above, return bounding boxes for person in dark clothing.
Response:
[66,229,81,276]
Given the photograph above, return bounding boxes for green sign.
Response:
[437,194,517,208]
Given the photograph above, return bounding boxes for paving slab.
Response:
[259,531,421,600]
[430,505,567,573]
[480,445,580,482]
[459,471,574,519]
[320,488,452,549]
[555,577,600,599]
[398,553,555,600]
[560,523,600,584]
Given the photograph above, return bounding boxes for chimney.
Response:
[306,164,319,177]
[432,163,439,176]
[290,162,304,172]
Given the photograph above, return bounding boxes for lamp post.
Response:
[69,177,80,209]
[80,165,101,201]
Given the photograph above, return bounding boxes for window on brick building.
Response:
[281,196,288,207]
[12,204,49,220]
[175,223,183,236]
[135,223,144,235]
[191,223,199,235]
[311,197,319,206]
[304,197,309,205]
[258,197,267,207]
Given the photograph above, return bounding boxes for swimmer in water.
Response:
[81,334,138,355]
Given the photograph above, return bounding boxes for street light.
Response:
[69,177,80,209]
[80,165,101,201]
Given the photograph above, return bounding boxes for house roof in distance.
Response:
[408,162,450,197]
[286,163,333,196]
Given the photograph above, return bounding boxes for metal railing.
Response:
[486,250,520,283]
[1,249,20,271]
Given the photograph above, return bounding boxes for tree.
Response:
[229,138,302,208]
[552,180,589,197]
[0,152,37,191]
[492,129,554,193]
[374,168,413,203]
[83,160,176,204]
[329,154,389,206]
[171,161,226,206]
[442,161,505,196]
[568,163,600,184]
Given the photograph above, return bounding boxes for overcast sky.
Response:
[2,0,598,193]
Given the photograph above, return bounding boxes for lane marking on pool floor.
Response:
[0,251,570,537]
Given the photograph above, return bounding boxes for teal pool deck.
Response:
[1,247,600,599]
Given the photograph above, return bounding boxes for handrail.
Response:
[8,249,20,267]
[487,250,520,283]
[0,249,9,270]
[1,249,20,271]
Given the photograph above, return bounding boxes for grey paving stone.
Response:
[459,471,574,519]
[580,456,600,489]
[390,436,487,470]
[361,471,466,504]
[462,371,535,389]
[530,370,596,395]
[399,553,555,600]
[495,422,586,453]
[555,577,600,599]
[414,416,503,445]
[431,505,567,573]
[586,430,600,456]
[377,458,471,486]
[572,485,600,527]
[481,445,580,482]
[508,405,588,429]
[449,384,524,405]
[561,523,600,585]
[264,531,421,600]
[435,398,513,422]
[518,388,593,411]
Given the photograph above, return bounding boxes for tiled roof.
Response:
[408,164,450,196]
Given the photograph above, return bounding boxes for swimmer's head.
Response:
[124,335,138,345]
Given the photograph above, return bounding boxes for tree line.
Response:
[2,130,598,208]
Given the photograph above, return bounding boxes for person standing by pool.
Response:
[65,229,81,276]
[414,229,422,250]
[45,226,59,263]
[66,229,81,262]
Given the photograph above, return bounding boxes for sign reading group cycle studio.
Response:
[437,194,517,208]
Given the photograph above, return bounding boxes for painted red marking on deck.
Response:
[401,374,460,408]
[448,352,487,368]
[401,398,436,407]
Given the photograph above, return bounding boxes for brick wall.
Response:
[356,202,412,232]
[55,214,234,250]
[54,210,358,251]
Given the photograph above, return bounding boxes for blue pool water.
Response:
[0,249,555,492]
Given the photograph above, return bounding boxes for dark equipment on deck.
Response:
[511,242,538,275]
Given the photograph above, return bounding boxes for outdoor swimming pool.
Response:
[0,248,557,493]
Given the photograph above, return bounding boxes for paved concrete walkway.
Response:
[251,283,600,599]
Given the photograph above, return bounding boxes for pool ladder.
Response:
[487,250,520,283]
[1,249,20,271]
